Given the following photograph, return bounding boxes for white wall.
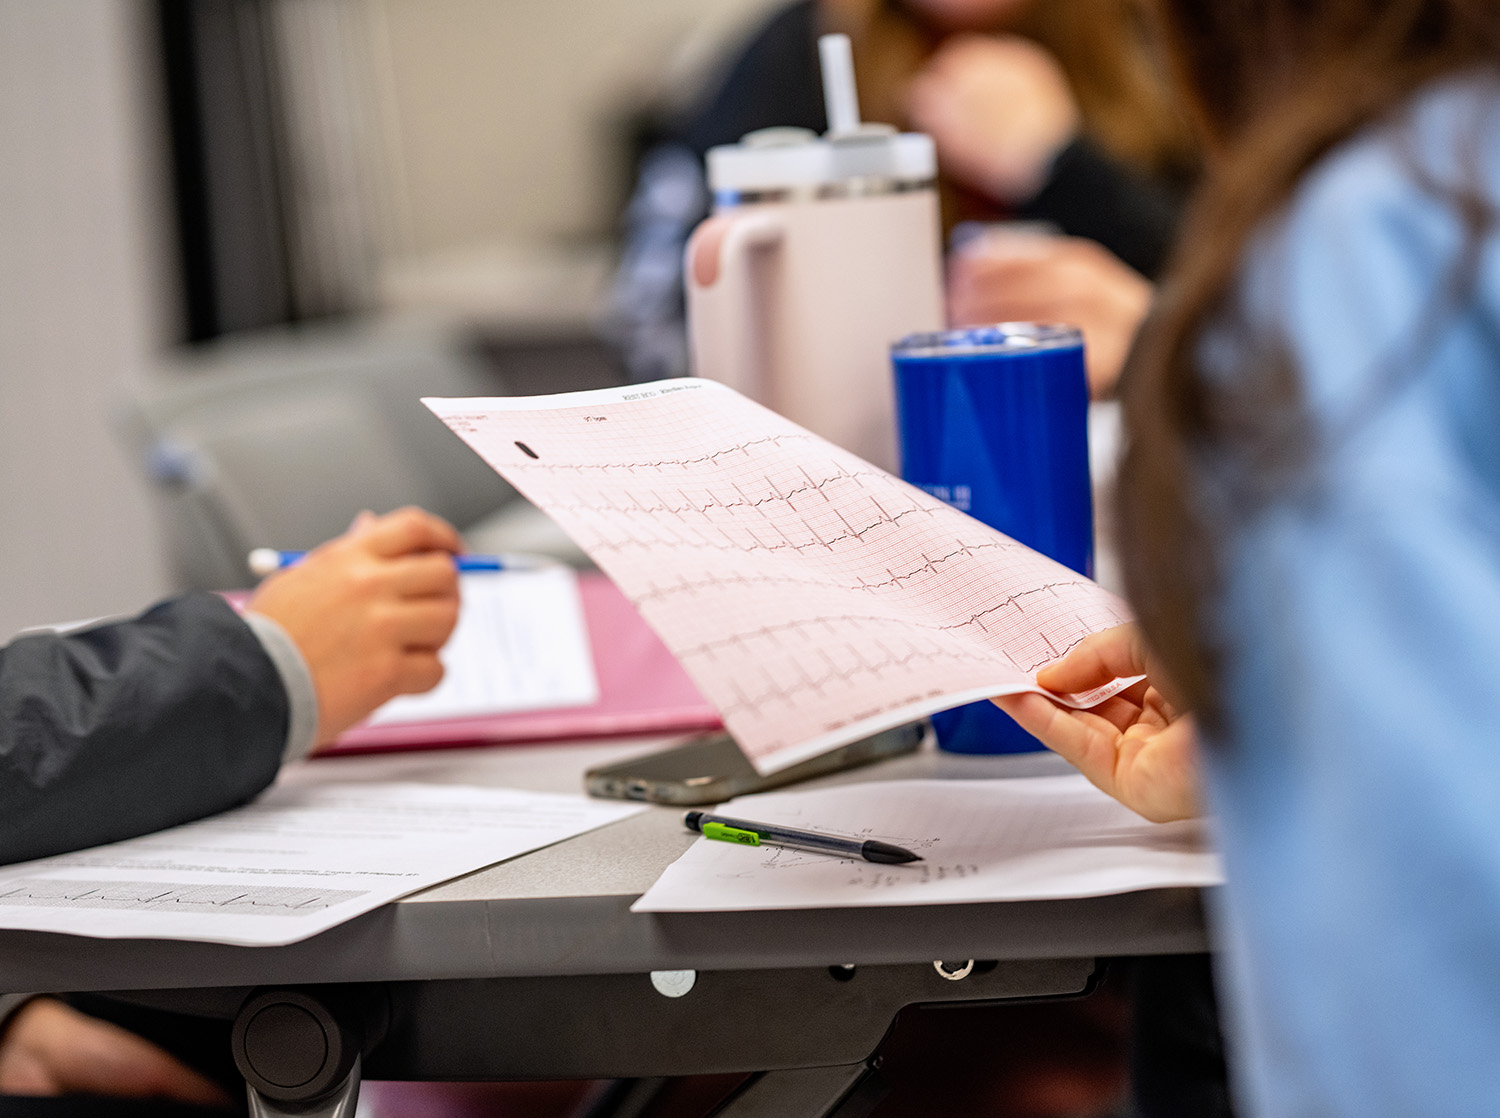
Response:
[362,0,780,322]
[0,0,171,637]
[370,0,778,254]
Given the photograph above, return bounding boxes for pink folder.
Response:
[321,572,723,755]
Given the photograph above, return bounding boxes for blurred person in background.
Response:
[605,0,1196,397]
[996,0,1500,1112]
[0,507,462,1113]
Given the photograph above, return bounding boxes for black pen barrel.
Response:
[691,813,921,863]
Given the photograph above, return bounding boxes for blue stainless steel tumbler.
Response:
[892,324,1092,754]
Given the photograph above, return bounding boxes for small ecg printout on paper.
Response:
[0,784,643,946]
[633,776,1223,913]
[426,380,1135,774]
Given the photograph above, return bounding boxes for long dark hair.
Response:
[1118,0,1500,720]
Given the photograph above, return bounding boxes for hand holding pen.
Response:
[244,507,464,745]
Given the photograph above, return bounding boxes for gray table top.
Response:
[0,739,1210,995]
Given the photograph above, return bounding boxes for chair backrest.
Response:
[119,320,517,590]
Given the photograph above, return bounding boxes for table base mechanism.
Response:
[373,957,1096,1079]
[124,956,1096,1118]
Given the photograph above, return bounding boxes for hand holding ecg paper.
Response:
[425,380,1135,773]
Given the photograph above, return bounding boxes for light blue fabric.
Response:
[1200,75,1500,1116]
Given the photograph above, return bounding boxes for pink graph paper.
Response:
[426,380,1134,774]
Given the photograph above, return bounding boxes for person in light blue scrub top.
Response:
[995,3,1500,1115]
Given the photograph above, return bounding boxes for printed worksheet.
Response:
[368,566,598,725]
[0,784,642,946]
[425,380,1136,773]
[633,776,1222,912]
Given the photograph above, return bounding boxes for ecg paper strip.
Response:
[425,380,1135,774]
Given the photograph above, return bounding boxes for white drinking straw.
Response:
[818,33,862,136]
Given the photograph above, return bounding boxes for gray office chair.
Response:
[119,319,519,591]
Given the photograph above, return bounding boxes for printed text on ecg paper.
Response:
[426,381,1134,773]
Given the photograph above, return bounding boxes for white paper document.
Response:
[0,784,642,946]
[632,776,1222,913]
[425,381,1135,775]
[368,566,598,725]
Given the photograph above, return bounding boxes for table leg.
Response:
[245,1053,361,1118]
[574,1077,675,1118]
[708,1061,885,1118]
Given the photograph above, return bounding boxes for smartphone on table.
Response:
[584,722,925,806]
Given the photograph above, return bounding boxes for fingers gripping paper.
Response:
[425,380,1133,773]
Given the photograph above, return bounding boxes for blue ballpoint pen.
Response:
[247,548,533,578]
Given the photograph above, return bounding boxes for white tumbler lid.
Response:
[705,32,935,198]
[706,129,936,194]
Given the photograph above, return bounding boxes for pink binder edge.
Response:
[318,572,723,756]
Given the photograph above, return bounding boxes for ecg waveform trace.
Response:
[0,879,364,917]
[428,381,1133,773]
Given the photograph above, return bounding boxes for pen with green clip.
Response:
[683,811,922,864]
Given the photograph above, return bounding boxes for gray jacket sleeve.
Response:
[240,610,319,764]
[0,593,289,865]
